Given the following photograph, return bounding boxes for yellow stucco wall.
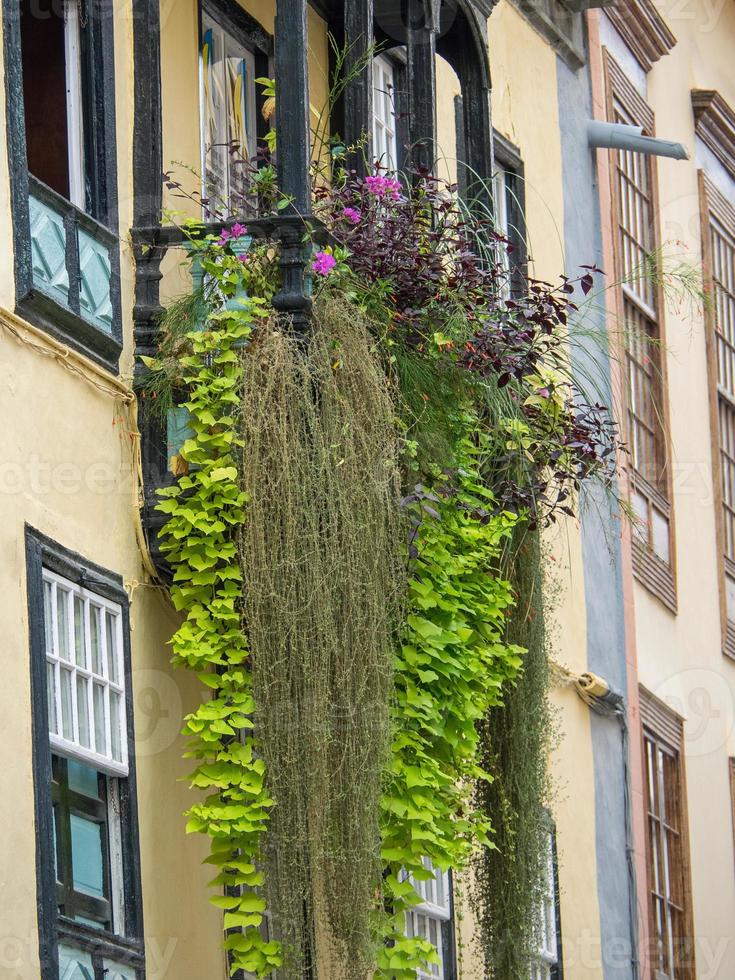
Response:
[611,0,735,974]
[492,8,603,975]
[437,4,605,977]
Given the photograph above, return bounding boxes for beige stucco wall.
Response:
[609,0,735,975]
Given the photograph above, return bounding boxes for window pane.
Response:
[42,569,128,773]
[58,944,94,980]
[60,666,74,740]
[74,915,105,930]
[70,813,105,898]
[106,612,119,684]
[47,661,58,735]
[57,587,71,661]
[44,579,54,654]
[652,504,670,564]
[90,605,103,675]
[110,692,123,763]
[103,961,137,980]
[76,675,91,748]
[53,803,60,882]
[68,759,100,799]
[74,595,86,667]
[93,681,107,756]
[201,22,227,207]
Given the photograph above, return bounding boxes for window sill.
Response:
[16,290,123,374]
[632,537,677,613]
[22,175,122,373]
[57,917,144,967]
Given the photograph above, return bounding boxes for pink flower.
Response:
[364,174,402,200]
[342,207,362,224]
[237,253,249,264]
[217,228,232,245]
[231,222,248,238]
[312,251,337,276]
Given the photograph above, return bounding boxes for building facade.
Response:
[1,0,734,978]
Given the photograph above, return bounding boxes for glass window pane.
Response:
[47,661,58,735]
[44,580,54,654]
[93,682,107,756]
[74,914,105,931]
[53,803,60,882]
[76,675,91,748]
[58,943,94,980]
[70,813,105,898]
[67,759,100,799]
[90,605,103,675]
[74,595,86,667]
[103,961,137,980]
[110,691,123,763]
[60,667,74,740]
[651,505,670,564]
[57,587,71,662]
[106,612,119,684]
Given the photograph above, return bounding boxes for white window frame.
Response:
[404,858,452,980]
[493,165,513,297]
[43,568,128,777]
[64,0,86,210]
[531,831,560,980]
[199,9,258,214]
[372,53,397,172]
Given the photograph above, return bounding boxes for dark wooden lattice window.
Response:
[605,51,675,610]
[640,689,694,980]
[702,172,735,656]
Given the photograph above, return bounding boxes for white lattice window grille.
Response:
[531,832,560,980]
[372,54,397,172]
[200,9,257,215]
[404,858,452,980]
[43,569,128,776]
[63,0,86,209]
[493,166,512,297]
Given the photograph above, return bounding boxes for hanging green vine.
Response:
[156,297,283,978]
[473,527,553,979]
[376,422,525,978]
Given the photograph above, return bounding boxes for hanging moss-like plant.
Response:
[473,527,553,979]
[238,294,405,979]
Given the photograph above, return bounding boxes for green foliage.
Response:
[474,528,553,979]
[156,296,283,977]
[376,425,524,978]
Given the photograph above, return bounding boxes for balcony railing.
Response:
[19,175,122,370]
[132,214,329,573]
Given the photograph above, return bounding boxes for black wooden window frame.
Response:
[52,755,114,930]
[491,129,528,296]
[26,527,145,980]
[197,0,273,165]
[2,0,123,372]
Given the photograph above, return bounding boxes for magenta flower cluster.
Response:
[364,175,402,200]
[312,250,337,276]
[217,222,248,246]
[342,207,362,224]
